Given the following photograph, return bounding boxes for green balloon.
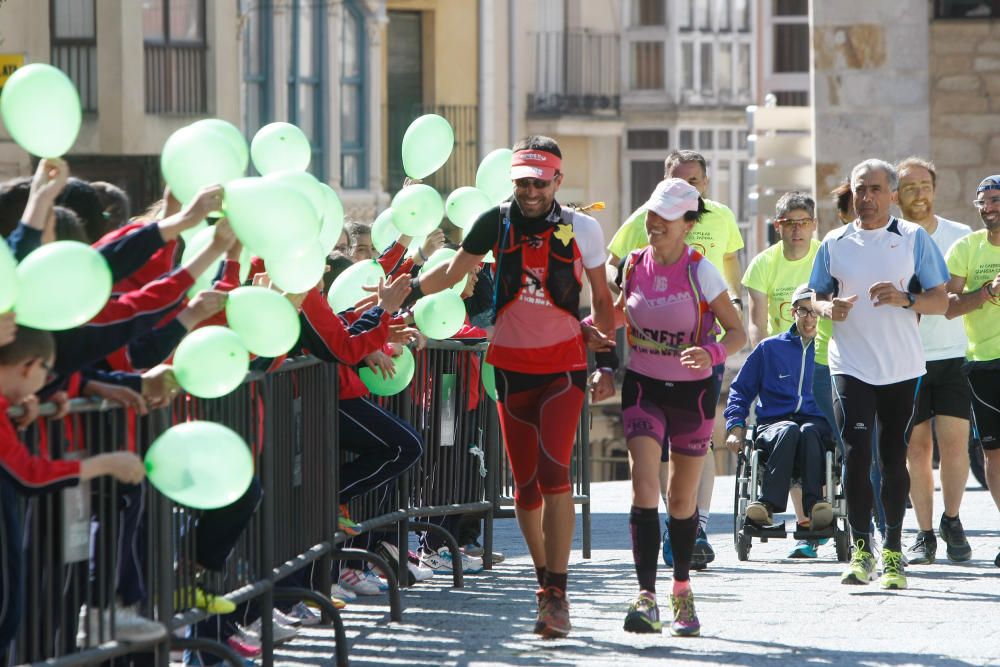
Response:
[173,326,249,399]
[161,124,246,205]
[264,242,326,294]
[224,177,320,257]
[420,247,466,294]
[190,119,249,173]
[391,184,444,237]
[481,360,498,400]
[145,421,253,510]
[14,241,111,330]
[318,184,345,254]
[225,286,301,357]
[413,290,466,339]
[250,122,311,175]
[401,114,455,179]
[180,226,217,298]
[326,259,385,313]
[446,186,493,229]
[263,169,325,220]
[476,148,514,205]
[359,346,416,396]
[0,63,81,157]
[370,208,398,253]
[0,242,17,313]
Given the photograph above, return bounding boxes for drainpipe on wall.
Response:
[478,0,495,157]
[508,0,518,146]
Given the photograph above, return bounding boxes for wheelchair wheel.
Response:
[733,448,751,560]
[834,521,850,563]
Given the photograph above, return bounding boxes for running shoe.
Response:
[533,588,548,634]
[669,588,700,637]
[904,530,937,565]
[463,542,505,564]
[225,628,262,658]
[174,586,237,615]
[841,545,877,585]
[788,539,819,559]
[691,527,714,569]
[288,602,322,626]
[535,587,571,638]
[361,566,390,592]
[338,568,381,596]
[661,520,674,567]
[419,547,454,574]
[880,549,907,590]
[245,617,298,644]
[623,591,662,634]
[745,501,773,526]
[939,514,972,562]
[809,501,834,531]
[338,504,362,537]
[272,607,301,627]
[329,583,357,601]
[375,541,415,586]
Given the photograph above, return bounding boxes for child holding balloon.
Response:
[0,326,149,651]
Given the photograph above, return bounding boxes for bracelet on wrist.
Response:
[417,247,429,262]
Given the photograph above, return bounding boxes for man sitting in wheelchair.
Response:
[724,285,835,531]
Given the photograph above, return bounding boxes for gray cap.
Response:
[791,284,814,305]
[977,175,1000,194]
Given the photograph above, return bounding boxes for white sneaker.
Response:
[77,605,167,647]
[329,583,357,601]
[458,550,484,574]
[245,617,298,644]
[408,560,434,582]
[419,547,454,574]
[288,601,322,627]
[272,607,301,627]
[339,568,381,596]
[361,566,390,592]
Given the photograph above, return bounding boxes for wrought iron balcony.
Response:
[527,30,620,117]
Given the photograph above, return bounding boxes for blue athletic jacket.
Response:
[724,324,826,432]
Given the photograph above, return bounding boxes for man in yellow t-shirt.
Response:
[944,175,1000,568]
[742,192,820,347]
[605,150,745,571]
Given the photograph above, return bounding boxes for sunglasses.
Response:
[514,177,553,189]
[973,196,1000,209]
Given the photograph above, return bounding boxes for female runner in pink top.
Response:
[591,178,746,637]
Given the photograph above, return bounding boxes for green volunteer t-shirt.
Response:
[946,230,1000,361]
[742,239,820,338]
[607,198,744,273]
[814,318,833,367]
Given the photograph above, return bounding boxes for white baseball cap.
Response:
[644,178,701,221]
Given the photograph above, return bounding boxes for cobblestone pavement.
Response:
[276,473,1000,666]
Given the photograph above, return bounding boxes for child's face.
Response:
[460,268,478,299]
[9,355,53,403]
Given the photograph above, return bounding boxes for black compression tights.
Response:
[833,374,920,553]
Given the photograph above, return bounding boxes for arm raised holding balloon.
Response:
[8,158,70,260]
[157,185,225,242]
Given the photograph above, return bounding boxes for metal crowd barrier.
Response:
[5,342,594,666]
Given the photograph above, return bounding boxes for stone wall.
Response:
[810,2,931,234]
[929,19,1000,228]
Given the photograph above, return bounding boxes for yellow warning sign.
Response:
[0,54,26,92]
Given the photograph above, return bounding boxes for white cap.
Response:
[644,178,701,221]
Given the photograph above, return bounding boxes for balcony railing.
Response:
[51,42,97,113]
[144,43,207,114]
[386,104,478,196]
[527,30,620,117]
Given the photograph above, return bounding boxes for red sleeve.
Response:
[0,409,81,495]
[212,260,242,292]
[390,257,415,278]
[376,242,407,275]
[299,289,389,365]
[91,269,196,325]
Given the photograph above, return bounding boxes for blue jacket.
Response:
[724,324,827,432]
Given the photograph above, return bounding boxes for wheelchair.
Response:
[733,422,851,562]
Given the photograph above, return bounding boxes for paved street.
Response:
[277,473,1000,666]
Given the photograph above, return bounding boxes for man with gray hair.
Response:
[809,158,950,590]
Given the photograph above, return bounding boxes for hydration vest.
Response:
[491,201,583,320]
[622,245,718,353]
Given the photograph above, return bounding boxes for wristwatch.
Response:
[903,292,916,309]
